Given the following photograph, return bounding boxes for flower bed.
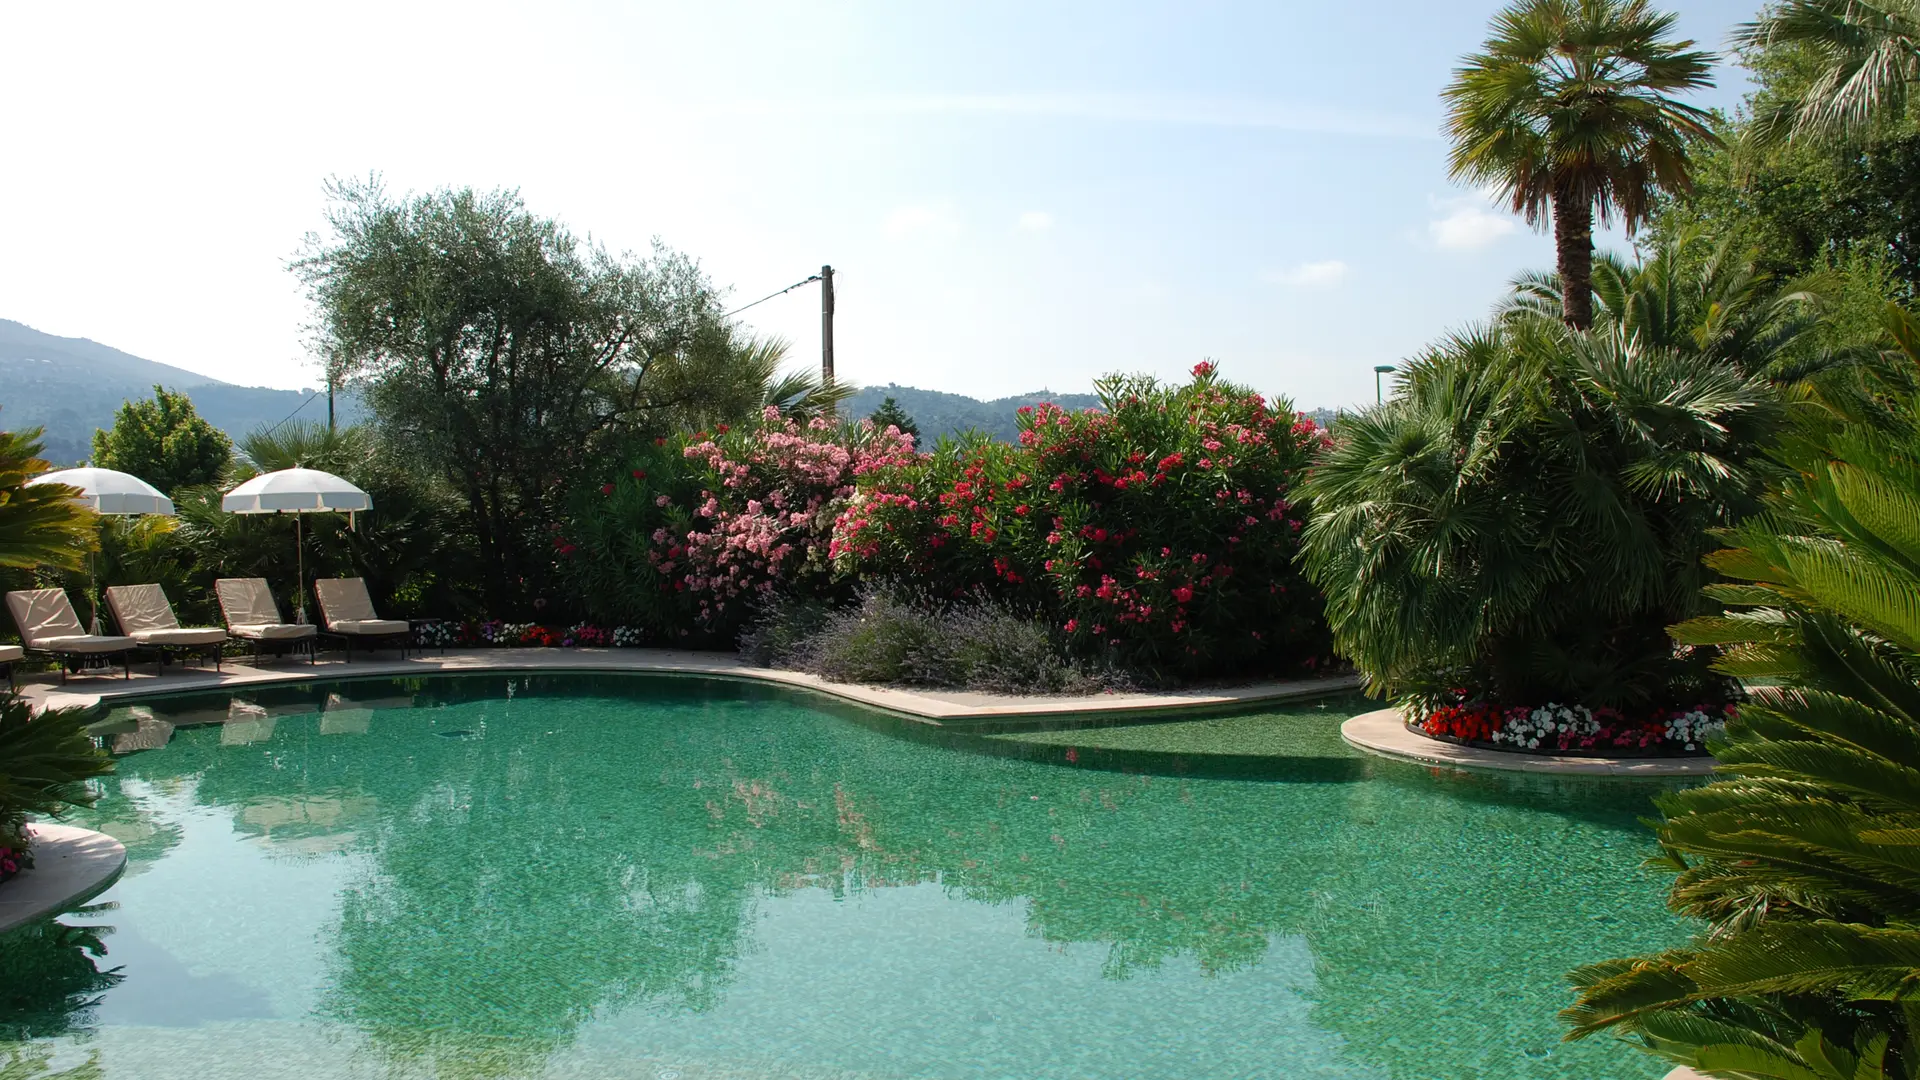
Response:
[413,620,644,650]
[1413,701,1732,757]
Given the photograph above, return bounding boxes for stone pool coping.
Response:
[17,647,1360,727]
[1341,708,1717,776]
[0,823,127,935]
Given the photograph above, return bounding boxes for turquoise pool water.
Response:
[2,674,1690,1080]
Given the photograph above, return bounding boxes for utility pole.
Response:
[820,265,836,391]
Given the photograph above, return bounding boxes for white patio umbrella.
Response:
[27,467,176,632]
[222,468,371,624]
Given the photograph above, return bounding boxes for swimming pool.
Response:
[2,673,1688,1079]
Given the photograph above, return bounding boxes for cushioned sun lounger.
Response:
[0,643,21,691]
[214,578,316,665]
[313,578,412,661]
[4,588,138,682]
[106,584,227,671]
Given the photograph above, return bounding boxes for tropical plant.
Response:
[1499,230,1831,381]
[1444,0,1718,329]
[0,425,95,574]
[1300,320,1781,710]
[89,385,232,495]
[1564,304,1920,1079]
[1736,0,1920,145]
[0,697,114,854]
[161,420,475,621]
[734,334,854,425]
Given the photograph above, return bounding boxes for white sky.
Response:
[0,0,1757,409]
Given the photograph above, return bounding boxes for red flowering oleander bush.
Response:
[555,409,917,642]
[1416,700,1734,756]
[832,364,1333,678]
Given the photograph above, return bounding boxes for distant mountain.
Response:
[847,384,1342,444]
[0,319,359,465]
[846,384,1104,444]
[1,318,1340,465]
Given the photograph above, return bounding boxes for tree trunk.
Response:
[1552,190,1595,331]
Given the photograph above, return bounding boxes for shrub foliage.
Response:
[831,363,1330,679]
[1301,322,1782,710]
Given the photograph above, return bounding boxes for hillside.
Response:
[2,318,1339,465]
[846,384,1104,444]
[0,319,358,464]
[847,384,1340,443]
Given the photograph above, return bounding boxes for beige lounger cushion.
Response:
[314,579,409,636]
[230,623,317,641]
[0,644,24,662]
[32,633,139,654]
[106,584,226,646]
[5,589,136,652]
[329,618,410,636]
[105,584,178,633]
[216,578,313,642]
[216,578,284,626]
[132,627,228,646]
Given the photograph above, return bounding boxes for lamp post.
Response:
[1373,364,1395,404]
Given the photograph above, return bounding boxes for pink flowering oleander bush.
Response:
[555,410,918,642]
[831,364,1334,679]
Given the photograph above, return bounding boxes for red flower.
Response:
[1192,360,1216,378]
[600,483,615,495]
[632,469,646,479]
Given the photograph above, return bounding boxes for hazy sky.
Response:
[1,0,1759,408]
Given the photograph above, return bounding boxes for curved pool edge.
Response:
[21,647,1360,727]
[1342,708,1718,777]
[0,823,127,935]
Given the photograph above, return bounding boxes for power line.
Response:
[262,388,322,437]
[724,273,823,318]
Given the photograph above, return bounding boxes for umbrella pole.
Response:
[296,514,307,624]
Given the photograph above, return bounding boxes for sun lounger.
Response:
[0,643,20,691]
[214,578,316,664]
[106,584,227,671]
[4,588,138,681]
[313,578,413,661]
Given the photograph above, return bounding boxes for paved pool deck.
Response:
[1341,707,1717,777]
[0,822,126,935]
[16,647,1360,726]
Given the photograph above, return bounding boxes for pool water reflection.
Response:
[2,673,1688,1079]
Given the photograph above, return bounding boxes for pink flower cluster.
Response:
[0,844,25,881]
[667,415,919,627]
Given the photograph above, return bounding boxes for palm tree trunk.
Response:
[1552,190,1595,331]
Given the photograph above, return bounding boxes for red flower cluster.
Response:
[1417,701,1735,756]
[832,365,1332,676]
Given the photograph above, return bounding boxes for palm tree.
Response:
[0,426,96,573]
[743,334,854,423]
[1444,0,1719,329]
[1563,304,1920,1079]
[1299,318,1781,708]
[1735,0,1920,144]
[1498,230,1830,380]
